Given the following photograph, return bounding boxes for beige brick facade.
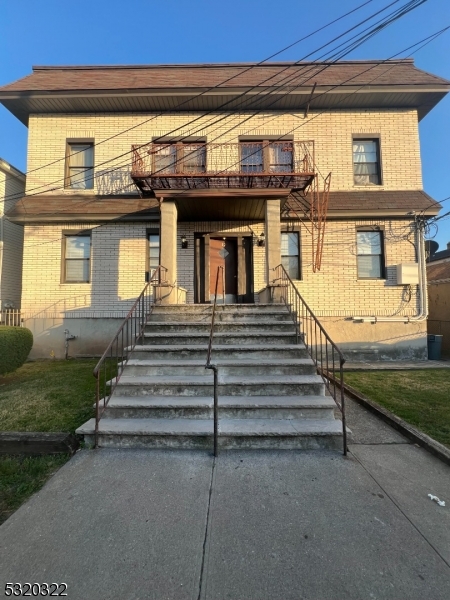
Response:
[26,109,422,195]
[19,108,428,358]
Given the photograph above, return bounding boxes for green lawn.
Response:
[0,455,69,525]
[0,359,98,432]
[0,359,99,525]
[345,369,450,448]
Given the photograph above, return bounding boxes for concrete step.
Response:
[149,311,293,323]
[77,417,345,450]
[101,395,336,420]
[130,344,310,360]
[141,331,298,346]
[122,358,316,377]
[112,374,325,397]
[151,303,288,314]
[144,320,296,333]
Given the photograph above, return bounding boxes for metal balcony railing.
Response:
[131,141,315,192]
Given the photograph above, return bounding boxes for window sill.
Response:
[353,184,384,189]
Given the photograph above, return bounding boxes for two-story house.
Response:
[0,157,25,317]
[0,60,447,359]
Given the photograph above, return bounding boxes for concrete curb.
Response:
[335,379,450,466]
[0,432,80,455]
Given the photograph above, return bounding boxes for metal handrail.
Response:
[272,265,348,455]
[205,266,223,457]
[92,265,167,448]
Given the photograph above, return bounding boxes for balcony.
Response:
[130,141,315,195]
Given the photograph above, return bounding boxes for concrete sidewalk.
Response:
[1,406,449,599]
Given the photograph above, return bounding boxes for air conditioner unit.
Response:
[396,263,419,285]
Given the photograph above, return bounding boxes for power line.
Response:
[4,0,426,201]
[20,0,378,177]
[7,20,448,222]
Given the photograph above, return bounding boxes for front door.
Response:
[210,237,237,303]
[194,234,254,303]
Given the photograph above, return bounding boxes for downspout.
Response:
[352,219,428,323]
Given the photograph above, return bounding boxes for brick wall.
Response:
[22,217,420,320]
[26,109,422,194]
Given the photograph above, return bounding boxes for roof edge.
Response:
[31,59,416,71]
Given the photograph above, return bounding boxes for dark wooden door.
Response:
[210,238,237,303]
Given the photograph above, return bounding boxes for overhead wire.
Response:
[8,20,448,226]
[4,0,428,202]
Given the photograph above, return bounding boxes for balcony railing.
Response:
[131,141,315,193]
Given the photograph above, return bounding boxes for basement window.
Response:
[63,234,91,283]
[353,138,381,185]
[66,142,94,189]
[356,230,385,279]
[281,231,300,279]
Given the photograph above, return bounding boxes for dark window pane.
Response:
[357,255,381,278]
[154,145,176,173]
[282,255,299,279]
[183,145,206,173]
[357,232,382,254]
[241,143,263,173]
[269,143,293,172]
[66,260,90,282]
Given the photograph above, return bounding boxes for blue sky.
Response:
[1,0,449,247]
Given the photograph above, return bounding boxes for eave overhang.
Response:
[7,190,441,224]
[0,85,449,125]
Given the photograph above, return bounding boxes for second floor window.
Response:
[153,143,206,174]
[240,141,293,173]
[66,143,94,189]
[353,138,381,185]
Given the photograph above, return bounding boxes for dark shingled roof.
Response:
[6,190,441,223]
[284,190,441,216]
[1,60,448,92]
[427,261,450,282]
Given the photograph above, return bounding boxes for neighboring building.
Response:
[0,60,447,359]
[0,157,25,312]
[427,242,450,357]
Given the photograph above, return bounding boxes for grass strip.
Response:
[0,454,69,525]
[345,369,450,448]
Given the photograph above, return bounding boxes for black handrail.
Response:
[205,266,223,457]
[92,266,167,448]
[272,265,348,455]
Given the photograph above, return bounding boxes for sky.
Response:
[1,0,449,248]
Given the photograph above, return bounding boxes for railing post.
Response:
[340,357,347,456]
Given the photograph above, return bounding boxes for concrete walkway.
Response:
[1,401,449,600]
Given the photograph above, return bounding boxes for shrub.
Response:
[0,327,33,375]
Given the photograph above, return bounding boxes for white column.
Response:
[159,200,177,303]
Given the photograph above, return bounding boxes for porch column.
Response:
[265,198,281,285]
[159,200,178,304]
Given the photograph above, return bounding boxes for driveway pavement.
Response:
[1,400,449,600]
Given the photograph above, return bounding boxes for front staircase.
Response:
[77,304,345,450]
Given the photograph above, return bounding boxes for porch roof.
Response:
[7,190,441,223]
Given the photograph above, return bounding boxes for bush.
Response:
[0,327,33,375]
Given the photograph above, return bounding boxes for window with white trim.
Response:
[353,138,381,185]
[281,231,300,279]
[66,143,94,189]
[63,234,91,283]
[356,230,384,279]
